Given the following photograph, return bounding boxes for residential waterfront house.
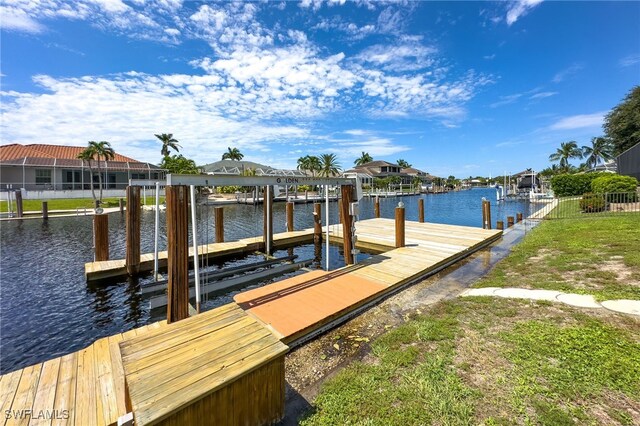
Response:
[0,144,165,199]
[345,161,433,186]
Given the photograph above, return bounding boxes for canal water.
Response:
[0,188,532,373]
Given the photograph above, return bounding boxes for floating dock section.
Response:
[5,219,501,425]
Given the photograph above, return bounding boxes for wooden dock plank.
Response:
[29,357,61,426]
[51,353,77,426]
[6,363,42,426]
[74,345,98,426]
[93,338,119,426]
[0,370,23,426]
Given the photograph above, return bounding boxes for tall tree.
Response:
[77,148,97,201]
[308,155,321,176]
[88,141,115,201]
[549,141,583,170]
[155,133,181,158]
[354,152,373,166]
[297,156,311,174]
[221,147,244,161]
[582,137,614,168]
[319,153,341,177]
[604,85,640,155]
[396,159,411,168]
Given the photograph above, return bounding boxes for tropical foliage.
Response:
[582,137,614,168]
[297,155,322,176]
[160,154,200,174]
[319,153,341,177]
[155,133,181,158]
[354,152,373,166]
[549,172,605,197]
[549,141,583,170]
[604,85,640,155]
[77,141,115,202]
[396,159,411,168]
[221,147,244,161]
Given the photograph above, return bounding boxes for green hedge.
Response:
[591,174,638,194]
[550,173,605,197]
[579,193,606,213]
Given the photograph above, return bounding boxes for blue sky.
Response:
[1,0,639,177]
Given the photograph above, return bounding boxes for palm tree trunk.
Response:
[98,156,104,201]
[87,161,97,201]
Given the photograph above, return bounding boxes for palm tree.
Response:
[549,141,583,170]
[88,141,115,201]
[354,152,373,166]
[319,153,341,177]
[308,156,321,176]
[397,159,411,168]
[77,148,97,201]
[297,156,311,174]
[221,147,243,161]
[582,137,614,168]
[155,133,181,158]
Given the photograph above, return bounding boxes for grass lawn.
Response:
[0,197,166,213]
[473,214,640,301]
[301,214,640,425]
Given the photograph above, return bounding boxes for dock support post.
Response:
[263,186,273,254]
[340,185,354,265]
[286,202,294,232]
[374,196,380,218]
[337,199,343,224]
[166,185,189,324]
[482,200,492,230]
[93,214,109,261]
[516,212,523,223]
[125,186,141,276]
[42,201,48,220]
[395,204,405,248]
[215,207,224,243]
[119,198,124,214]
[313,203,322,242]
[497,220,504,230]
[507,216,514,228]
[418,198,425,223]
[15,190,23,218]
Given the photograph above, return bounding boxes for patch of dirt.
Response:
[579,392,640,426]
[600,259,637,285]
[528,248,561,263]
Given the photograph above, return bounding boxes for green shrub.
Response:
[591,174,638,202]
[297,185,312,192]
[218,185,242,194]
[579,193,606,213]
[550,173,605,197]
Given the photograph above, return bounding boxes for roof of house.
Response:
[0,144,163,171]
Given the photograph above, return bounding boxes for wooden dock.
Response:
[5,219,502,425]
[236,218,502,344]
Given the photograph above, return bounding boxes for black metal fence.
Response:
[538,192,640,220]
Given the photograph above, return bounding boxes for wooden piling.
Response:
[95,199,100,209]
[313,203,322,242]
[286,202,294,232]
[93,214,109,261]
[340,185,354,265]
[15,190,23,218]
[418,198,425,223]
[119,198,124,214]
[214,207,224,243]
[516,212,523,223]
[374,197,380,218]
[42,201,48,220]
[497,220,504,230]
[482,200,492,230]
[395,206,405,248]
[507,216,514,228]
[125,186,141,276]
[263,186,273,253]
[166,185,190,324]
[338,199,343,224]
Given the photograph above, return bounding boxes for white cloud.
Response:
[620,53,640,67]
[355,42,438,72]
[549,112,606,130]
[0,6,46,33]
[506,0,543,26]
[483,54,496,60]
[552,64,583,83]
[529,91,557,100]
[490,93,522,108]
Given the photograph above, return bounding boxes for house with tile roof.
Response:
[0,144,164,197]
[345,161,434,186]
